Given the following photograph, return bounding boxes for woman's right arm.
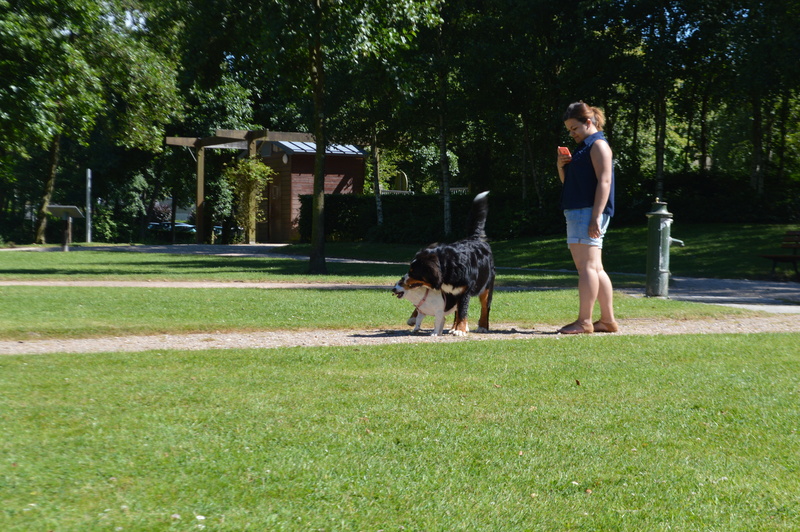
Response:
[556,149,571,183]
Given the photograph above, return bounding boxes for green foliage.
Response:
[3,0,800,246]
[222,157,275,243]
[299,193,503,243]
[90,173,149,243]
[185,74,254,136]
[0,0,181,154]
[204,173,235,227]
[89,206,120,244]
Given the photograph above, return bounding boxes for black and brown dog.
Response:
[392,191,495,336]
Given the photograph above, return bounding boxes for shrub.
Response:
[298,192,563,244]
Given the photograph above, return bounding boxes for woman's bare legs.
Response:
[558,243,617,333]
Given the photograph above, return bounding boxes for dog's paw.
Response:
[450,329,468,337]
[475,327,489,333]
[407,317,417,326]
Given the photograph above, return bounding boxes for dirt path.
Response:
[1,277,798,355]
[2,315,799,356]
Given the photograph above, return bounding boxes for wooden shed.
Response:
[165,130,366,243]
[257,141,366,242]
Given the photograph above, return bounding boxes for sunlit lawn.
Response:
[0,285,749,340]
[0,244,642,287]
[1,334,798,530]
[0,224,798,530]
[287,222,799,280]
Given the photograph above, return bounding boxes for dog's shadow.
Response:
[350,328,557,339]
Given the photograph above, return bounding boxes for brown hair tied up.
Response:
[562,101,606,131]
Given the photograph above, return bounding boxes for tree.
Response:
[0,0,181,243]
[249,0,442,272]
[727,0,800,193]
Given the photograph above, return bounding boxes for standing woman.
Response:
[556,101,618,334]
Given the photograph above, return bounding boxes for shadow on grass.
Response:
[350,328,560,340]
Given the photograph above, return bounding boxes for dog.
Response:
[395,285,458,336]
[392,191,495,336]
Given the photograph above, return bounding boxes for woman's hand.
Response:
[557,148,572,169]
[588,216,603,239]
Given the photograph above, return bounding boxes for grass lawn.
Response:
[1,335,799,530]
[284,223,800,281]
[0,286,752,340]
[0,224,798,530]
[0,244,644,288]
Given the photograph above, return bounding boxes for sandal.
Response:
[557,321,593,334]
[592,320,619,333]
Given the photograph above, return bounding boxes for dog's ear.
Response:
[429,259,442,288]
[413,249,442,289]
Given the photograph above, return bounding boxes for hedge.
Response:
[298,192,564,244]
[298,172,800,244]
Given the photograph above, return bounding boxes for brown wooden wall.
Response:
[256,152,365,242]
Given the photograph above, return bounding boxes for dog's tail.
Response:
[467,191,490,240]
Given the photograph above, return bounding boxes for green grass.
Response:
[2,335,799,530]
[286,222,800,280]
[4,223,799,279]
[4,222,797,291]
[0,286,750,340]
[0,246,642,288]
[0,248,404,284]
[1,224,798,530]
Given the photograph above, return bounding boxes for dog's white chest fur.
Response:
[441,283,466,296]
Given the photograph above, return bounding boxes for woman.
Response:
[556,101,618,334]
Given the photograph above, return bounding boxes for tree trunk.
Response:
[437,36,451,237]
[750,94,764,194]
[371,128,383,226]
[439,111,451,237]
[654,94,667,200]
[308,0,327,274]
[699,94,710,171]
[34,133,62,244]
[170,193,178,244]
[521,115,543,211]
[776,91,789,181]
[684,104,694,172]
[631,102,641,175]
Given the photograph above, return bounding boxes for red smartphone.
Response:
[558,146,571,156]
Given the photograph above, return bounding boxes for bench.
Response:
[760,231,800,276]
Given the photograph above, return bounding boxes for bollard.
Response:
[645,199,684,297]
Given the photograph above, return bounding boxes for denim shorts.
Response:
[564,207,610,248]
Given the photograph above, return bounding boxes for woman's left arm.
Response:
[589,140,613,238]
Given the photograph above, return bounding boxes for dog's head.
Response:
[407,250,442,287]
[392,248,442,298]
[392,273,428,299]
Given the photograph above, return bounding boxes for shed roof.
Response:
[273,141,366,156]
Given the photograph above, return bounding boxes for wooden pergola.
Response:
[165,129,314,243]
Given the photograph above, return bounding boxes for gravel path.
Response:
[2,315,799,356]
[2,244,798,355]
[1,279,798,355]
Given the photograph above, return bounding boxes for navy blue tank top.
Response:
[560,131,615,216]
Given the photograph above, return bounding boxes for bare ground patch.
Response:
[2,315,799,355]
[1,279,798,355]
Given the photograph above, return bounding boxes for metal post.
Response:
[61,215,72,252]
[86,168,92,243]
[196,147,205,244]
[46,205,85,252]
[645,199,674,297]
